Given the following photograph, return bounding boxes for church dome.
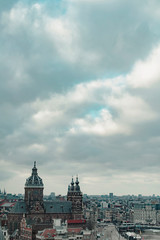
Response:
[25,162,44,188]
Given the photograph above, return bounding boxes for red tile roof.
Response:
[67,219,86,224]
[0,201,16,207]
[40,229,56,238]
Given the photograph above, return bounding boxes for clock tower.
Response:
[25,162,44,213]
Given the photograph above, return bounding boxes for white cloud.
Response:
[70,109,129,136]
[26,144,47,153]
[128,44,160,88]
[32,109,63,130]
[109,94,157,123]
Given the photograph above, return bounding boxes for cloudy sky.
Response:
[1,0,160,196]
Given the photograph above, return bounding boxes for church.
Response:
[8,162,84,237]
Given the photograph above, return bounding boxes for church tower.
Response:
[25,162,44,213]
[67,176,83,219]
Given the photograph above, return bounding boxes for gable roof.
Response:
[11,200,72,214]
[11,201,26,213]
[44,201,72,213]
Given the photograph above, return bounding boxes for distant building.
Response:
[50,192,56,200]
[133,203,160,224]
[100,201,108,208]
[8,162,84,239]
[109,193,113,199]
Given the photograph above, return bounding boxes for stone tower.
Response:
[67,176,83,219]
[25,161,44,213]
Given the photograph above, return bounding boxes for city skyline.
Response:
[1,0,160,195]
[1,161,160,196]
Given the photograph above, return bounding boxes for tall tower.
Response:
[67,176,83,219]
[25,162,44,213]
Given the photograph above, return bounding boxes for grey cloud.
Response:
[0,169,15,181]
[1,0,160,194]
[67,0,160,74]
[0,0,160,106]
[0,0,18,13]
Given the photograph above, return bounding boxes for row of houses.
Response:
[83,195,160,225]
[9,216,93,240]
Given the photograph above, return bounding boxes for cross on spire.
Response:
[34,161,36,168]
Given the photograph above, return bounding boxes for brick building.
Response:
[20,215,32,240]
[8,162,84,239]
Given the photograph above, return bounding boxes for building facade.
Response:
[133,203,160,224]
[8,162,84,239]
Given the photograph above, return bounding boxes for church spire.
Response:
[32,161,38,176]
[4,188,6,195]
[71,177,74,191]
[75,176,80,191]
